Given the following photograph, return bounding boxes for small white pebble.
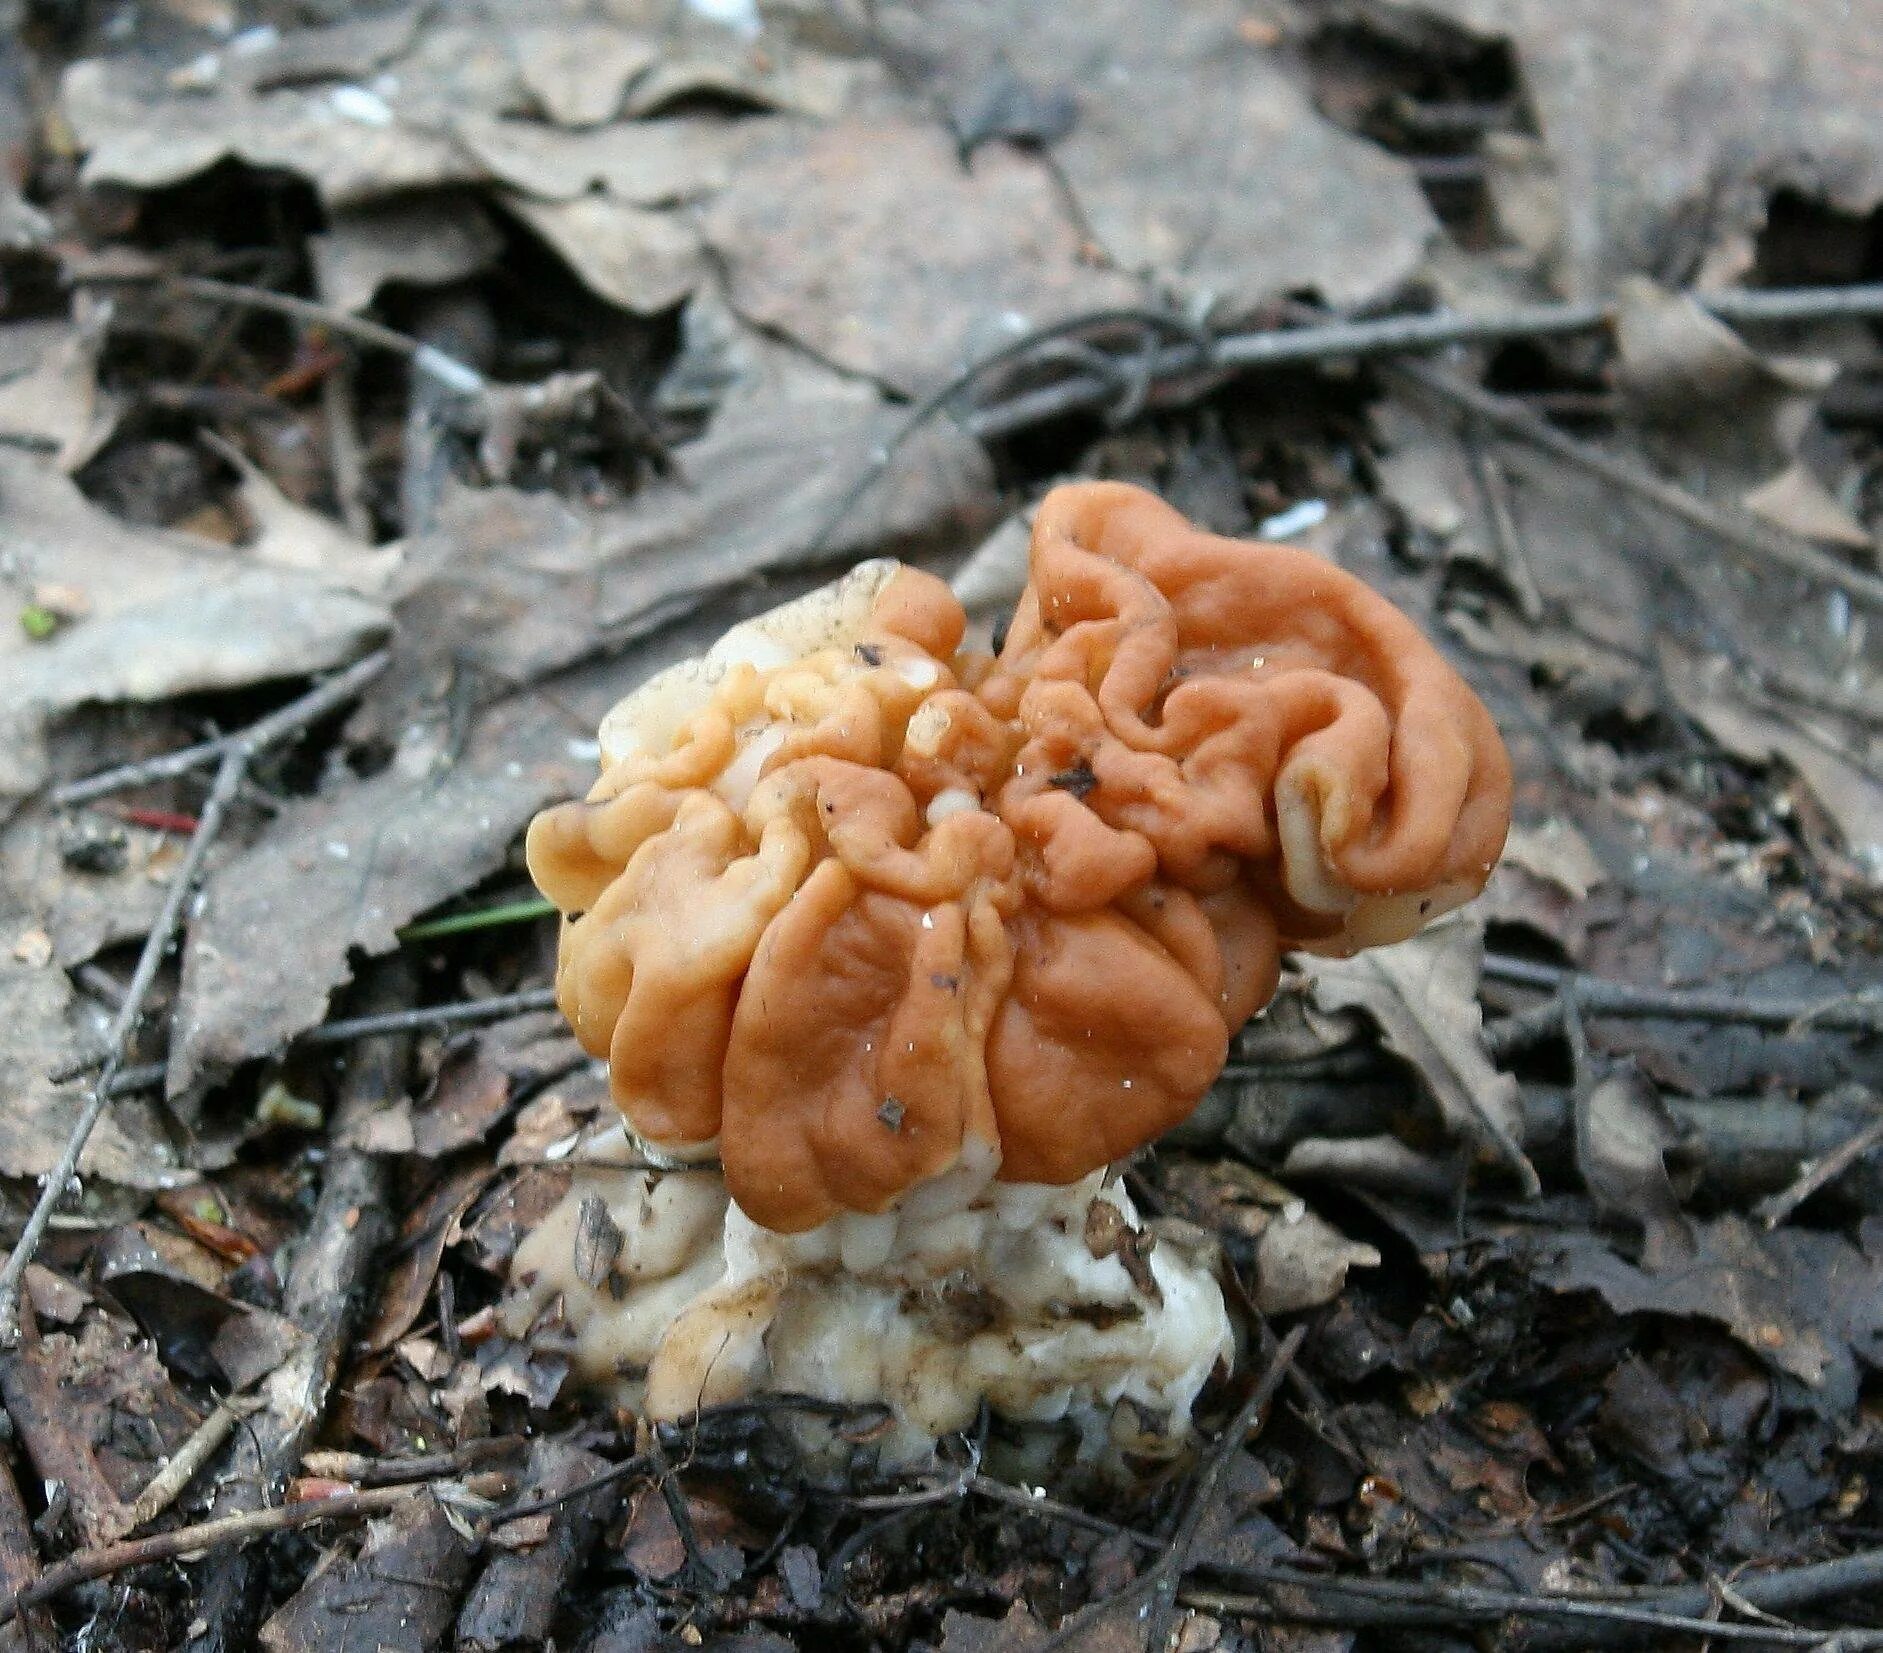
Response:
[687,0,761,35]
[1257,499,1328,538]
[168,50,223,89]
[330,85,395,126]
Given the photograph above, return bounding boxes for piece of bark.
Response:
[259,1492,476,1653]
[0,1313,200,1548]
[455,1435,622,1650]
[0,1442,53,1653]
[0,1348,130,1550]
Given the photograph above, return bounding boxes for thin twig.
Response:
[2,651,390,1344]
[1704,283,1883,322]
[817,282,1883,623]
[1142,1322,1306,1652]
[128,1393,266,1530]
[1187,1544,1883,1646]
[74,271,484,394]
[304,987,559,1047]
[320,356,375,541]
[51,648,389,807]
[810,306,1215,555]
[1756,1088,1883,1229]
[968,301,1612,438]
[1747,659,1883,729]
[1181,1581,1879,1644]
[963,283,1883,440]
[967,1473,1158,1549]
[0,1486,415,1627]
[1481,954,1883,1036]
[1464,432,1547,622]
[830,1440,983,1513]
[1392,355,1883,610]
[0,747,243,1346]
[493,1453,654,1525]
[1483,993,1574,1058]
[56,985,562,1091]
[1024,1328,1304,1653]
[298,1437,525,1489]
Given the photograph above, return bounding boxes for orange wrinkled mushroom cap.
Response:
[527,482,1512,1232]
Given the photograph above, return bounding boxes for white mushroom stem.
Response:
[501,1129,1233,1470]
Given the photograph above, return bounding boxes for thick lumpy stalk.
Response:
[502,1134,1231,1470]
[527,482,1511,1233]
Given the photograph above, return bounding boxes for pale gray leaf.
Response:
[1306,914,1539,1193]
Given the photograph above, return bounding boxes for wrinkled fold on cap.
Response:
[528,481,1511,1232]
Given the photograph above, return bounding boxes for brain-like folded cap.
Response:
[527,481,1511,1232]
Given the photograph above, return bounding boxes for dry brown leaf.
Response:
[1399,0,1883,296]
[701,114,1143,394]
[39,819,185,968]
[1280,1133,1463,1200]
[310,195,504,313]
[1660,642,1883,878]
[1613,278,1829,421]
[410,1038,515,1159]
[62,0,856,212]
[512,21,659,126]
[390,387,995,704]
[1538,1217,1883,1411]
[360,1157,497,1352]
[0,811,192,1187]
[0,449,391,809]
[1743,463,1877,553]
[501,191,705,314]
[0,299,120,471]
[1163,1158,1381,1314]
[60,57,484,206]
[0,1315,205,1545]
[937,1597,1144,1653]
[618,30,865,120]
[1306,914,1539,1193]
[452,113,745,204]
[0,939,183,1187]
[225,6,422,93]
[1500,818,1606,902]
[164,688,595,1101]
[1575,1067,1693,1267]
[658,285,887,418]
[894,0,1434,318]
[201,434,401,592]
[935,1604,1049,1653]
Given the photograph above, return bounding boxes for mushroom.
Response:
[504,480,1511,1467]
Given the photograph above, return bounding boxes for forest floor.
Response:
[0,1,1880,1650]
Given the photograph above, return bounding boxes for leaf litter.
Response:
[1,0,1881,1648]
